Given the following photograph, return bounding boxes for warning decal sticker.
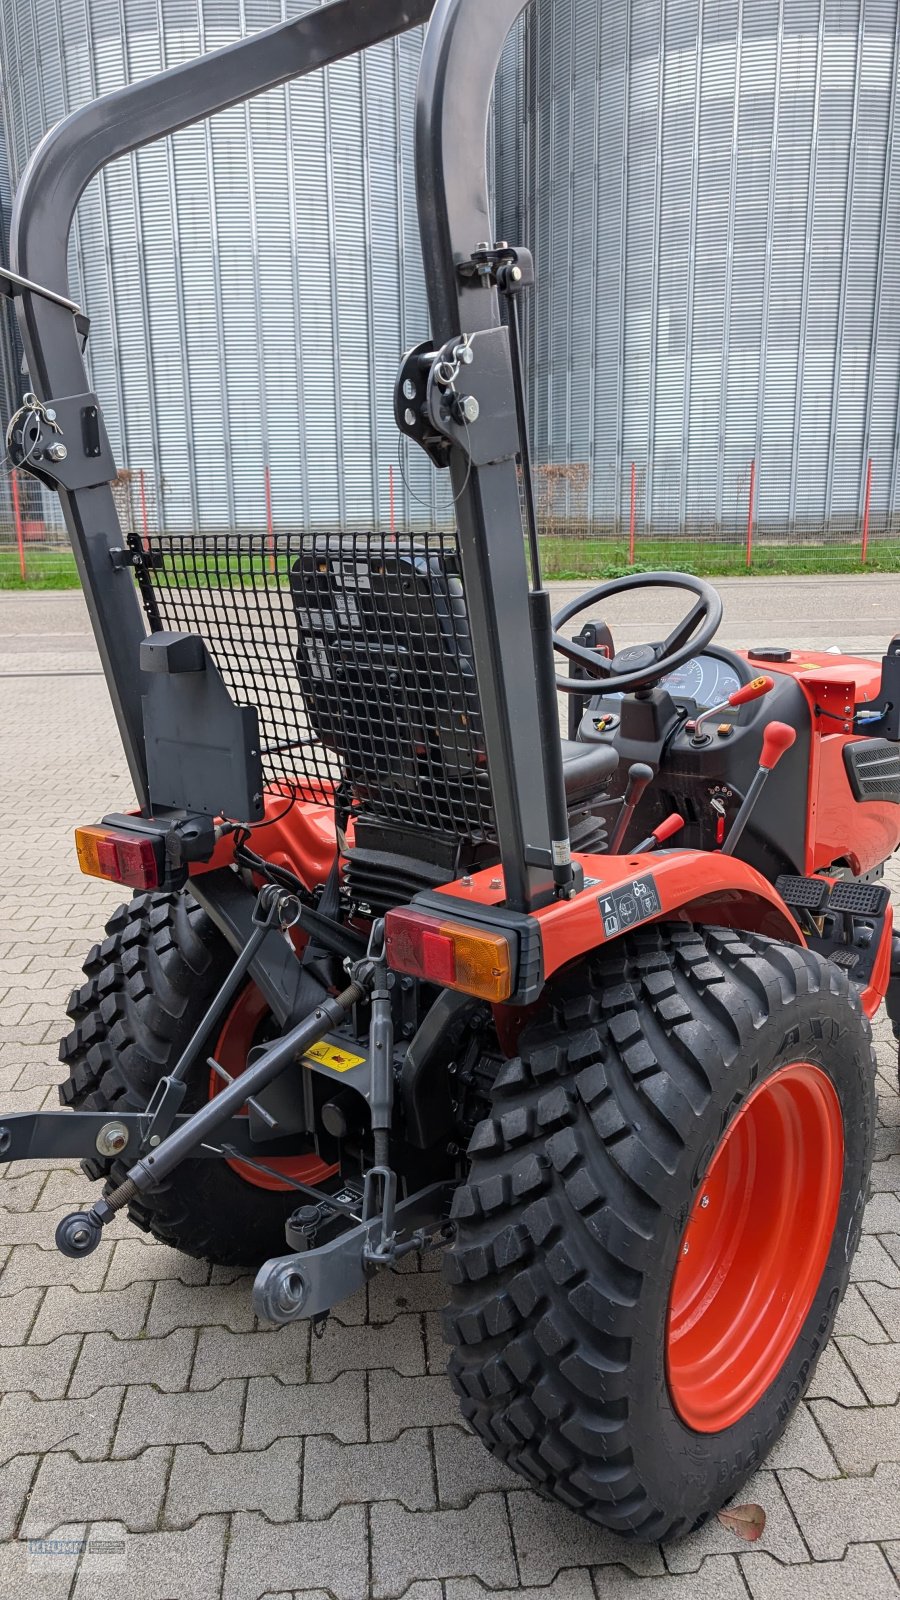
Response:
[598,874,663,939]
[303,1040,366,1074]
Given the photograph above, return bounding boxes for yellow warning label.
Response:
[303,1039,366,1074]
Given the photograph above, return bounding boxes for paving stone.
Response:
[0,1286,42,1344]
[869,1151,900,1191]
[849,1234,900,1287]
[224,1506,368,1600]
[70,1515,229,1600]
[508,1491,665,1583]
[293,1590,441,1600]
[597,1554,748,1598]
[242,1372,367,1448]
[862,1191,900,1231]
[810,1396,900,1473]
[836,1334,900,1402]
[23,1448,170,1536]
[423,1309,451,1375]
[302,1429,435,1517]
[191,1323,309,1388]
[880,1233,900,1273]
[165,1438,302,1527]
[0,1172,46,1211]
[369,1371,460,1439]
[804,1341,868,1405]
[446,1576,596,1600]
[0,1454,37,1540]
[663,1471,807,1573]
[0,1525,84,1599]
[367,1267,449,1323]
[833,1283,891,1341]
[113,1380,244,1456]
[884,1542,900,1584]
[767,1402,839,1476]
[0,1240,114,1294]
[309,1312,425,1381]
[0,1387,123,1464]
[741,1541,899,1597]
[779,1461,900,1556]
[145,1276,255,1335]
[0,1332,80,1397]
[329,1285,369,1327]
[370,1494,518,1596]
[432,1424,520,1505]
[29,1282,152,1343]
[859,1282,900,1339]
[69,1327,195,1397]
[104,1237,209,1290]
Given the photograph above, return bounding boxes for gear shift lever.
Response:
[609,762,654,855]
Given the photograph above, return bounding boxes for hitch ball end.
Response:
[253,1256,310,1325]
[55,1209,103,1259]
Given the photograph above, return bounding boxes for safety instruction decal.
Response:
[598,875,662,939]
[303,1040,366,1074]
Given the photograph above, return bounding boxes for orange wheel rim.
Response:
[666,1062,844,1433]
[210,983,336,1193]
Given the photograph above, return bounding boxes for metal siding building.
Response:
[0,0,441,534]
[1,1,899,548]
[506,0,900,542]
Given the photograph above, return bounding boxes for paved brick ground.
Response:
[2,582,900,1598]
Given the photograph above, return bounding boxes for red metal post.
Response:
[11,469,25,582]
[264,464,275,573]
[861,456,873,565]
[389,463,396,536]
[746,459,756,569]
[629,462,636,565]
[138,467,150,545]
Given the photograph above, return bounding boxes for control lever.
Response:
[720,722,796,857]
[689,674,774,745]
[609,762,654,855]
[634,814,685,853]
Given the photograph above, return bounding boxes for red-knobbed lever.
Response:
[721,720,797,856]
[634,813,685,853]
[690,674,775,743]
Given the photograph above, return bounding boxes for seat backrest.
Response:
[290,532,495,841]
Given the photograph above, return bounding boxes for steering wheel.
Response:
[552,571,724,695]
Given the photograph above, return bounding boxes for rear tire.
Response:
[443,924,875,1540]
[59,890,303,1268]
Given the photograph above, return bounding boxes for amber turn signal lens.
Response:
[385,907,514,1002]
[75,826,161,890]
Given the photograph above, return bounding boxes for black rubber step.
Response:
[775,875,830,911]
[828,949,861,970]
[827,880,890,917]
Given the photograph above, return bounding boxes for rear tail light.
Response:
[75,825,162,890]
[385,907,514,1002]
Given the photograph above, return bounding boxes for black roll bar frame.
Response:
[9,0,563,913]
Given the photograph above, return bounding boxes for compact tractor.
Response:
[3,0,900,1543]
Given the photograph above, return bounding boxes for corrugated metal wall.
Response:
[0,0,445,533]
[510,0,900,541]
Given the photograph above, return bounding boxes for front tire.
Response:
[443,924,875,1540]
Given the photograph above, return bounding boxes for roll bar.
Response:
[10,0,563,912]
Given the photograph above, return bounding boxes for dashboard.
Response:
[658,652,743,711]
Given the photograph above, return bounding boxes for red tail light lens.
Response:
[75,826,161,890]
[385,907,514,1001]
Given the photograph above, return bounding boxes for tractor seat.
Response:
[560,739,619,807]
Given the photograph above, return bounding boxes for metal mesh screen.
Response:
[141,531,495,841]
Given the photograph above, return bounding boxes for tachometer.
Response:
[659,658,705,702]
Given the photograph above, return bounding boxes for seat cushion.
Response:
[560,739,619,808]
